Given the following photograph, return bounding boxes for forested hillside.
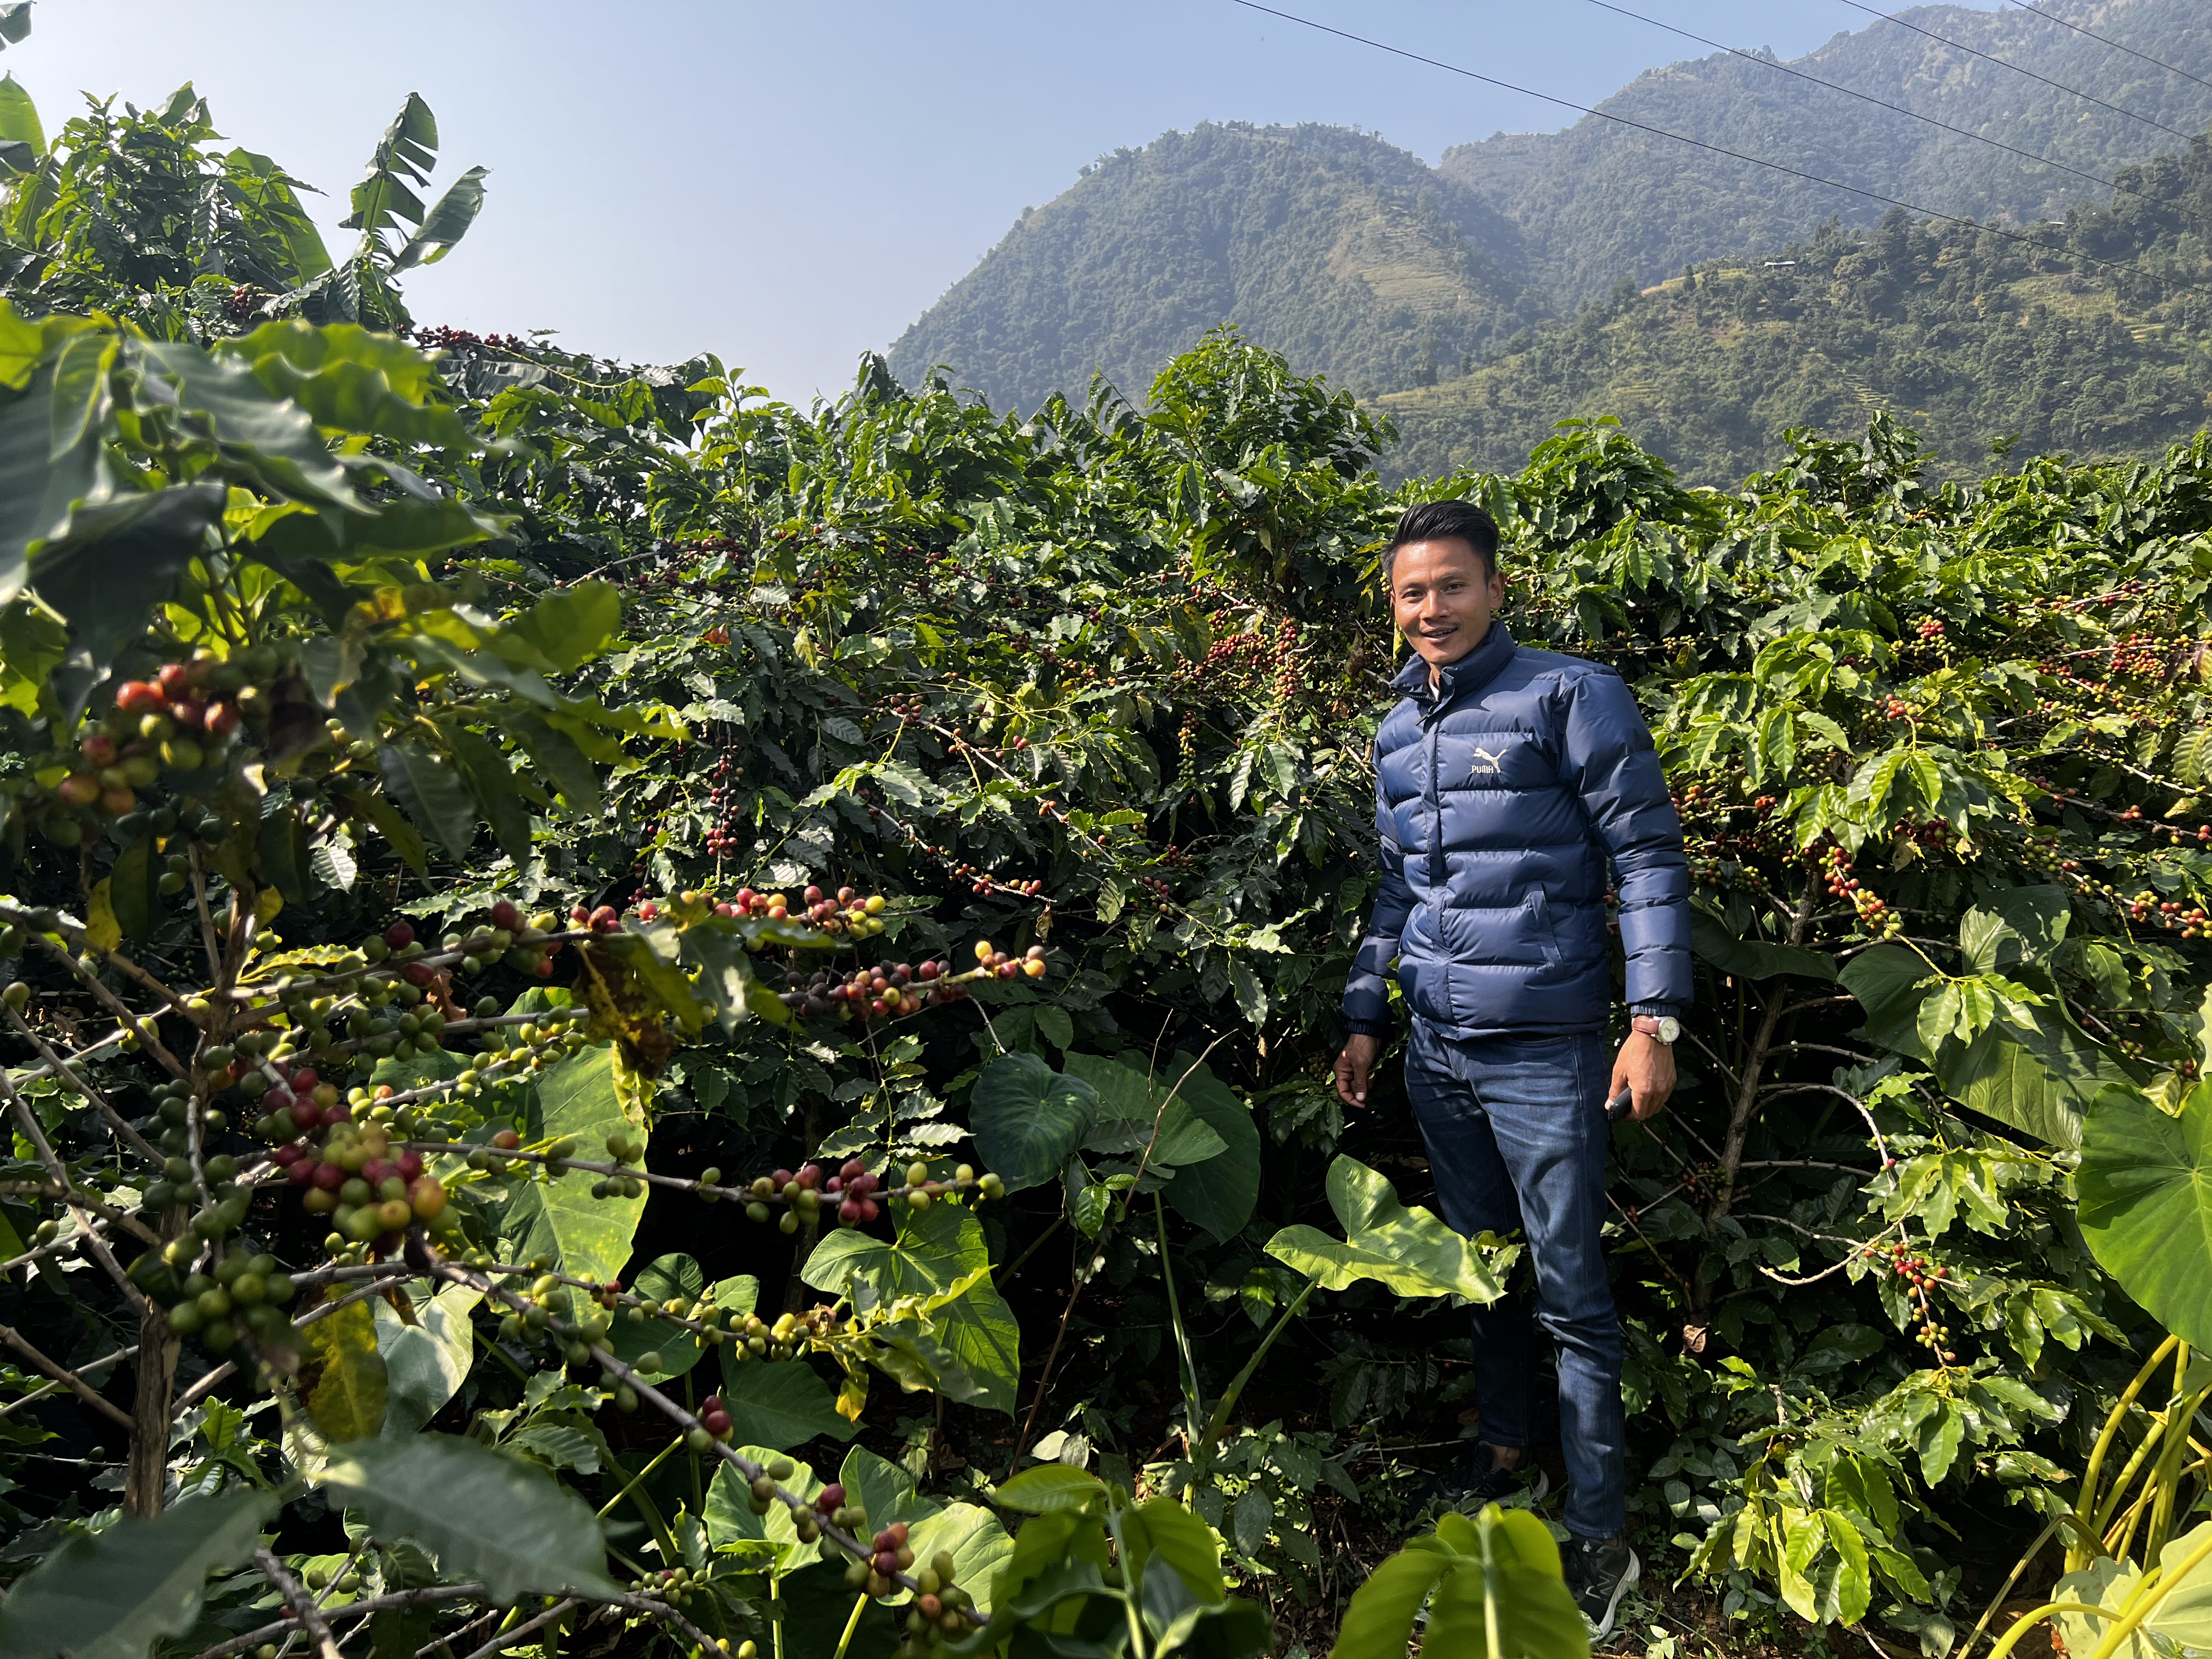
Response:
[1386,138,2212,484]
[884,122,1535,413]
[1444,0,2212,308]
[891,0,2212,477]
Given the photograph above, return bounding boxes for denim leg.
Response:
[1402,1019,1537,1452]
[1452,1031,1625,1540]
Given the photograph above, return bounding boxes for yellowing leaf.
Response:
[306,1291,388,1443]
[82,878,120,952]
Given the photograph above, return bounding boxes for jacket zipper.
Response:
[1421,681,1448,895]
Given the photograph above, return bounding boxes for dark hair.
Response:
[1384,499,1499,580]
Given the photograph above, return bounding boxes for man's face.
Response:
[1391,538,1504,673]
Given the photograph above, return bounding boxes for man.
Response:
[1333,499,1691,1640]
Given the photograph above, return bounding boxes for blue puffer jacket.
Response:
[1342,623,1692,1039]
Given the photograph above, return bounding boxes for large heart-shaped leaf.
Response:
[970,1052,1098,1192]
[718,1358,856,1450]
[0,1489,278,1659]
[703,1446,825,1578]
[1159,1050,1260,1242]
[2079,1082,2212,1349]
[1265,1156,1510,1302]
[374,1280,479,1437]
[320,1432,622,1602]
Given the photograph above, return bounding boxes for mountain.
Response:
[1442,0,2212,309]
[888,0,2212,481]
[1384,150,2212,486]
[885,123,1537,412]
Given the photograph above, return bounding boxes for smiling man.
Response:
[1333,499,1691,1639]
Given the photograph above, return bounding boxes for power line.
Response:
[1584,0,2187,222]
[2004,0,2212,97]
[1223,0,2124,270]
[1832,0,2196,143]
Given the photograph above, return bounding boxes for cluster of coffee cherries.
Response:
[1820,846,1898,935]
[783,958,960,1022]
[661,884,890,940]
[368,906,567,981]
[275,1117,453,1248]
[30,650,288,846]
[127,1242,297,1352]
[723,1159,1005,1232]
[1882,1242,1957,1365]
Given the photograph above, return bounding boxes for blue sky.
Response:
[7,1,2005,398]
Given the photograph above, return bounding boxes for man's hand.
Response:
[1609,1031,1676,1122]
[1335,1033,1383,1109]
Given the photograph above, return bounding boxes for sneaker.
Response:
[1438,1445,1551,1510]
[1564,1536,1639,1641]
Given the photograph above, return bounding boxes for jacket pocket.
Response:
[1527,890,1564,969]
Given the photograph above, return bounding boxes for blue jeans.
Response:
[1403,1018,1626,1541]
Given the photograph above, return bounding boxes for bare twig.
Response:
[255,1547,343,1659]
[0,1317,133,1429]
[0,1004,164,1167]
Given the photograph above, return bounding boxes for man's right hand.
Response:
[1335,1033,1383,1109]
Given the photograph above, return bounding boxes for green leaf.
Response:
[505,1047,645,1286]
[607,1252,703,1383]
[802,1201,1020,1414]
[1125,1496,1228,1605]
[1066,1051,1228,1167]
[702,1446,825,1577]
[378,740,479,861]
[0,365,100,611]
[1691,911,1836,982]
[994,1463,1107,1515]
[1328,1548,1449,1659]
[1265,1156,1510,1302]
[1160,1050,1261,1243]
[47,331,112,462]
[501,580,623,673]
[0,72,43,157]
[307,1290,388,1442]
[0,1488,278,1659]
[320,1432,623,1602]
[903,1503,1015,1616]
[1838,944,1934,1061]
[374,1281,479,1437]
[969,1052,1098,1192]
[445,726,532,862]
[2079,1083,2212,1351]
[718,1359,856,1450]
[841,1445,940,1530]
[31,484,226,723]
[391,164,488,271]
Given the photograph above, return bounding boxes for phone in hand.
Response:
[1605,1087,1635,1123]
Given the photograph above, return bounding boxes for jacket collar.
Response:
[1395,622,1517,713]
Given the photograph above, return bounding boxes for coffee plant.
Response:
[6,37,2212,1659]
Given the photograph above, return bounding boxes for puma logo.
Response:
[1469,744,1507,778]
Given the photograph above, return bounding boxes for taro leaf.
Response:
[0,1488,278,1659]
[32,484,225,724]
[505,1046,644,1287]
[703,1446,825,1577]
[607,1252,704,1384]
[800,1202,1019,1413]
[2079,1082,2212,1350]
[379,740,478,861]
[2143,1519,2212,1652]
[867,1317,982,1403]
[969,1052,1097,1193]
[719,1359,855,1450]
[374,1280,479,1437]
[1691,911,1836,981]
[446,725,532,862]
[902,1503,1015,1615]
[1159,1049,1260,1243]
[841,1444,940,1530]
[320,1432,622,1601]
[306,1290,387,1442]
[1419,1510,1589,1659]
[1265,1156,1509,1302]
[1066,1052,1226,1167]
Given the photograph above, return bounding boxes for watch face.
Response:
[1658,1017,1681,1045]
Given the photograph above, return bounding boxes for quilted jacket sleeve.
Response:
[1560,668,1694,1014]
[1341,761,1413,1034]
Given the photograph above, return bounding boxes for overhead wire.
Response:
[1223,0,2126,270]
[1583,0,2193,224]
[1830,0,2197,143]
[2003,0,2212,97]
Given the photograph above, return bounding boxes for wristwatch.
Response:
[1632,1014,1680,1045]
